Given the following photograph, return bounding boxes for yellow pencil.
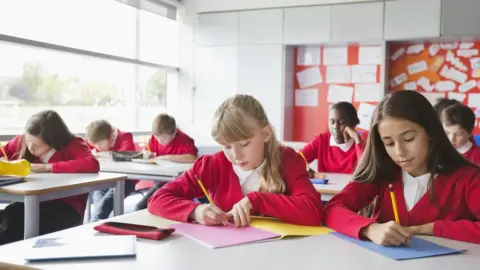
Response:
[145,143,151,152]
[298,151,309,170]
[196,175,214,205]
[0,145,8,161]
[389,184,400,223]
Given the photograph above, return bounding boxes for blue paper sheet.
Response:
[310,178,329,184]
[332,232,463,260]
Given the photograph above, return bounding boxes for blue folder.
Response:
[310,178,329,185]
[332,232,463,260]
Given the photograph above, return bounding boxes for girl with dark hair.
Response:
[1,110,99,244]
[299,102,367,177]
[324,91,480,245]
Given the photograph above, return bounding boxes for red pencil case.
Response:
[94,221,175,240]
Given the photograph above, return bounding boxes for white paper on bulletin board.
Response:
[296,67,323,88]
[297,47,321,66]
[295,89,318,107]
[359,46,381,65]
[468,93,480,108]
[327,84,353,103]
[323,47,348,65]
[351,65,377,83]
[326,66,351,83]
[354,84,383,102]
[357,103,377,130]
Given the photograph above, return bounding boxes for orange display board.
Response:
[389,41,480,134]
[293,45,382,142]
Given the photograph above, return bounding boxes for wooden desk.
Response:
[0,173,127,239]
[99,159,193,182]
[314,173,352,201]
[0,210,478,270]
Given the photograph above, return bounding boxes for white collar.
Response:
[329,135,354,152]
[232,160,266,184]
[456,140,473,154]
[110,128,119,148]
[39,149,56,164]
[402,170,431,187]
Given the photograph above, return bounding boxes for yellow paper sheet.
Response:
[250,218,333,239]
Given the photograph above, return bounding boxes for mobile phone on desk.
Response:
[310,178,329,185]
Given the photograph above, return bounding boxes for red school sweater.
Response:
[136,129,198,190]
[4,135,100,215]
[300,132,367,174]
[147,146,323,226]
[88,130,136,152]
[324,166,480,244]
[463,144,480,165]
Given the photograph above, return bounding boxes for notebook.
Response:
[24,235,137,262]
[332,232,463,260]
[0,176,25,187]
[170,223,280,249]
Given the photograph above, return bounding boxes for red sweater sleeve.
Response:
[324,181,379,238]
[433,173,480,243]
[354,131,368,159]
[3,135,22,160]
[147,156,211,221]
[52,137,100,173]
[116,133,136,151]
[300,135,320,163]
[246,149,323,226]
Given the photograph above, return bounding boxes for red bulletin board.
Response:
[293,45,382,142]
[389,41,480,134]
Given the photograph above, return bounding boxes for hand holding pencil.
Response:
[189,175,228,226]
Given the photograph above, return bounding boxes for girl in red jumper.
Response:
[148,94,323,227]
[1,110,99,244]
[324,91,480,245]
[300,102,366,177]
[441,103,480,165]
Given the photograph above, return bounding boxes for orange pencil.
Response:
[298,151,309,170]
[145,143,151,152]
[196,174,214,206]
[389,184,400,223]
[0,145,8,161]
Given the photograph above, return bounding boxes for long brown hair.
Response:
[355,91,478,203]
[211,94,286,194]
[16,110,75,162]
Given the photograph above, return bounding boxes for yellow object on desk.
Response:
[250,217,333,239]
[0,159,31,177]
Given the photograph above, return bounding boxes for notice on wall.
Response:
[296,67,323,88]
[351,65,377,83]
[359,46,382,65]
[295,89,318,107]
[357,103,377,130]
[297,47,321,66]
[323,47,348,65]
[354,84,383,102]
[327,84,353,103]
[468,93,480,108]
[326,66,351,83]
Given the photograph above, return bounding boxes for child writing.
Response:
[85,120,137,222]
[324,91,480,245]
[147,94,323,227]
[441,103,480,164]
[299,102,366,178]
[134,113,198,210]
[1,110,99,244]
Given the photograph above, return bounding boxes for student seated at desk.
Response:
[299,102,366,177]
[135,113,198,211]
[324,91,480,245]
[441,103,480,164]
[85,120,137,222]
[147,94,323,227]
[1,110,99,245]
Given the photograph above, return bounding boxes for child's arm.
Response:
[147,156,212,222]
[323,181,380,238]
[161,154,197,163]
[52,137,100,173]
[354,131,368,159]
[246,152,323,226]
[3,135,22,160]
[432,174,480,243]
[299,135,320,164]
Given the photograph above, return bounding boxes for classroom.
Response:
[0,0,479,269]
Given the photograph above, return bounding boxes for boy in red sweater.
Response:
[300,102,366,178]
[2,110,99,244]
[440,103,480,164]
[135,114,198,210]
[324,91,480,245]
[147,94,323,227]
[85,120,137,221]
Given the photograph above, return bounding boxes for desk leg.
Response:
[24,195,40,239]
[113,180,125,216]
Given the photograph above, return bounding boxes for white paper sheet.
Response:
[326,66,351,83]
[429,44,440,56]
[446,50,468,71]
[357,103,377,130]
[470,58,480,78]
[391,47,405,61]
[440,66,468,84]
[460,42,474,49]
[408,60,428,75]
[323,47,348,65]
[441,42,459,50]
[417,76,433,92]
[404,81,417,90]
[359,46,381,65]
[448,92,466,102]
[435,81,456,91]
[296,67,323,88]
[295,88,318,107]
[354,84,383,102]
[468,94,480,107]
[475,108,480,118]
[391,73,408,87]
[297,47,321,66]
[407,44,424,54]
[421,92,446,105]
[327,85,353,103]
[459,80,477,93]
[351,65,377,83]
[457,49,479,58]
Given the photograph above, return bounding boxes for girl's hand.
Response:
[190,204,228,226]
[343,126,362,144]
[361,221,412,246]
[30,163,52,173]
[227,197,252,227]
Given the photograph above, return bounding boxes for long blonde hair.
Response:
[211,94,286,194]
